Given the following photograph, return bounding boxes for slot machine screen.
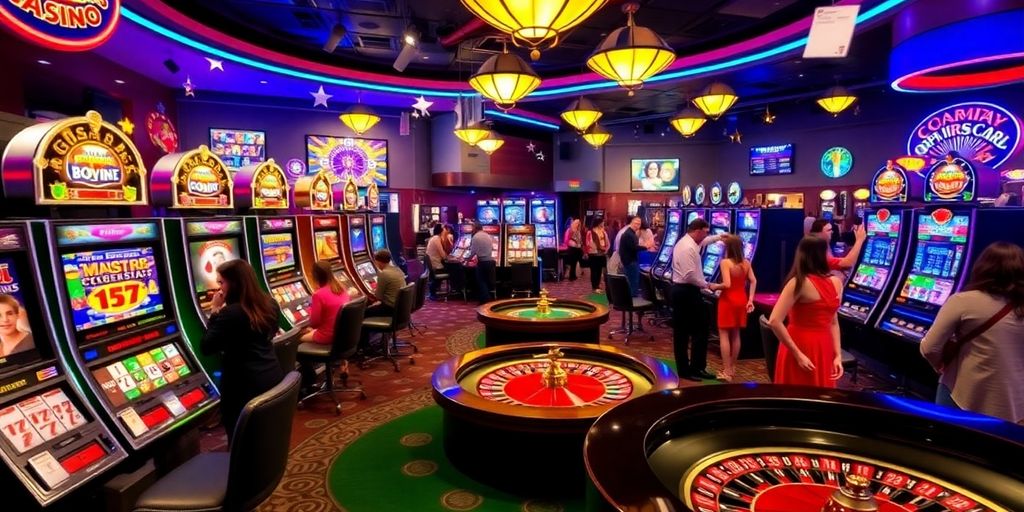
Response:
[209,129,265,171]
[371,224,385,252]
[260,233,296,272]
[852,264,891,291]
[900,213,969,306]
[60,247,166,334]
[89,343,192,407]
[531,205,554,224]
[477,206,500,225]
[355,261,378,291]
[349,224,367,254]
[738,231,756,261]
[187,238,241,305]
[737,210,760,231]
[710,210,730,228]
[667,210,682,226]
[314,230,341,261]
[504,206,526,225]
[0,254,44,373]
[687,211,704,225]
[536,224,555,237]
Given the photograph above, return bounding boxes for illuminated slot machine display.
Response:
[701,209,733,283]
[342,215,379,296]
[502,198,527,225]
[450,223,475,261]
[652,209,683,281]
[255,218,312,331]
[368,213,389,254]
[482,224,504,265]
[641,202,666,230]
[48,220,219,450]
[477,199,501,226]
[503,225,537,266]
[529,198,558,250]
[734,209,760,264]
[303,215,363,301]
[0,223,126,506]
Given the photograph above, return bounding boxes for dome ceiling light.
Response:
[468,43,542,111]
[693,82,738,120]
[476,132,505,155]
[586,2,676,96]
[817,85,858,116]
[669,106,707,138]
[339,103,380,135]
[460,0,608,60]
[582,124,612,148]
[560,96,603,133]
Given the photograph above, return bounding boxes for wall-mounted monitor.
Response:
[750,144,794,176]
[631,159,680,192]
[209,128,266,171]
[306,135,388,188]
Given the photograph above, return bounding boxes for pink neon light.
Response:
[892,52,1024,92]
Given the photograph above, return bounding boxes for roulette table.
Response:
[584,385,1024,512]
[476,293,610,346]
[432,342,676,496]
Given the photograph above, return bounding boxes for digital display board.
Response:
[60,247,165,333]
[750,144,793,176]
[306,135,388,188]
[209,129,266,171]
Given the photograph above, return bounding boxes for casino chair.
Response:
[606,273,654,344]
[758,315,859,383]
[538,248,559,282]
[132,371,301,512]
[509,263,534,298]
[444,260,469,301]
[423,255,452,303]
[401,272,427,353]
[297,298,368,414]
[640,272,671,327]
[360,283,416,372]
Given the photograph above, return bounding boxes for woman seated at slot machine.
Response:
[301,261,350,345]
[202,260,283,443]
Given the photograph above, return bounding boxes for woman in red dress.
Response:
[709,235,757,381]
[769,236,844,387]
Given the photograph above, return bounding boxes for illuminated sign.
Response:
[250,159,288,209]
[726,182,742,205]
[284,158,305,179]
[680,185,692,206]
[907,102,1022,168]
[1,110,147,206]
[820,147,853,178]
[0,0,120,52]
[709,182,723,205]
[1001,169,1024,181]
[145,111,178,154]
[366,181,380,212]
[342,175,358,212]
[924,153,975,203]
[152,145,233,209]
[568,179,581,190]
[871,160,909,203]
[293,170,334,211]
[694,184,706,205]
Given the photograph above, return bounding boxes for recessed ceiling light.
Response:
[37,59,51,65]
[114,79,125,84]
[798,73,805,78]
[259,80,268,84]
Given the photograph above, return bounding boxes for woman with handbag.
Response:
[920,242,1024,424]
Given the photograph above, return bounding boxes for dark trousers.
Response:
[624,262,640,297]
[565,247,583,280]
[671,283,710,374]
[475,260,496,304]
[589,254,607,290]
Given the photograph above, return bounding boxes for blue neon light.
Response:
[485,110,560,131]
[877,394,1003,425]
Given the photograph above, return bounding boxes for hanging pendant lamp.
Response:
[469,44,541,111]
[582,124,612,148]
[476,132,505,155]
[817,86,858,116]
[339,103,380,135]
[561,96,603,133]
[693,82,738,120]
[460,0,607,60]
[586,2,675,96]
[669,107,707,138]
[454,123,491,146]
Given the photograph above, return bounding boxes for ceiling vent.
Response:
[356,33,396,50]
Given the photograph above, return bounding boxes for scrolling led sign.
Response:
[1,0,121,51]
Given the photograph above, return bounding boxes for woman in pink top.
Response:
[301,261,349,345]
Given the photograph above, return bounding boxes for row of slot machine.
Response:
[0,111,394,506]
[449,197,559,267]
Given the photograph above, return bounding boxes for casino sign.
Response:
[1,110,147,206]
[871,160,909,204]
[236,159,289,210]
[0,0,120,51]
[907,102,1022,169]
[709,182,723,206]
[924,153,976,203]
[293,170,335,211]
[152,145,234,209]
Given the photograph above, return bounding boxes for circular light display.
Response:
[820,147,854,179]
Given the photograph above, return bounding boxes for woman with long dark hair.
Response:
[709,235,757,381]
[201,259,283,442]
[301,261,349,345]
[921,242,1024,423]
[768,236,843,387]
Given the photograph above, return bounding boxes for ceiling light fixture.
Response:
[339,98,380,135]
[586,2,675,96]
[817,85,857,116]
[403,24,420,47]
[37,59,51,65]
[323,23,347,53]
[582,124,612,149]
[560,96,602,133]
[468,42,541,111]
[669,107,707,138]
[460,0,607,60]
[476,132,505,155]
[693,82,738,120]
[454,123,491,146]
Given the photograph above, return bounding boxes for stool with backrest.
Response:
[640,272,671,327]
[538,248,559,282]
[444,260,468,301]
[360,282,415,371]
[509,263,534,298]
[274,331,300,376]
[408,268,429,336]
[132,371,301,512]
[424,255,450,302]
[297,298,368,414]
[606,273,654,344]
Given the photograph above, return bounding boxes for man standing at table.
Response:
[467,222,496,304]
[671,218,723,381]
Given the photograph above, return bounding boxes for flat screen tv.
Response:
[750,144,794,176]
[306,135,388,188]
[631,159,680,192]
[209,128,266,171]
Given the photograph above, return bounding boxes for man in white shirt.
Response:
[425,224,447,299]
[670,217,723,381]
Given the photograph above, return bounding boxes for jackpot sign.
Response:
[251,159,288,209]
[0,0,120,51]
[152,145,233,209]
[907,102,1022,168]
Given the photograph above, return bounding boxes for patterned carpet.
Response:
[199,273,888,511]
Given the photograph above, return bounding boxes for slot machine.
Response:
[296,215,363,302]
[0,222,127,506]
[481,224,504,266]
[368,213,389,254]
[820,189,838,221]
[529,198,558,250]
[651,208,683,281]
[476,199,501,226]
[501,198,527,225]
[250,216,312,338]
[341,214,380,296]
[739,208,804,293]
[503,225,537,266]
[639,202,666,230]
[839,161,914,325]
[701,184,733,284]
[450,223,475,261]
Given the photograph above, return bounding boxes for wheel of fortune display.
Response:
[476,290,610,346]
[584,384,1024,512]
[431,342,677,496]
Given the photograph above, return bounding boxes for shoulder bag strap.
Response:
[942,303,1015,367]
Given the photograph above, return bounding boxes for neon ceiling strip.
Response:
[485,110,560,130]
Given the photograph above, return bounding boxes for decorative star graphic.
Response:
[310,85,332,108]
[117,117,135,135]
[205,57,224,71]
[411,111,420,119]
[535,151,545,161]
[729,129,742,144]
[762,106,776,125]
[411,96,433,117]
[526,142,536,153]
[182,76,196,97]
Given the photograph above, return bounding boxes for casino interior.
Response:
[0,1,1023,511]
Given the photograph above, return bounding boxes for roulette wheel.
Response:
[585,385,1024,511]
[476,292,609,346]
[432,342,676,496]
